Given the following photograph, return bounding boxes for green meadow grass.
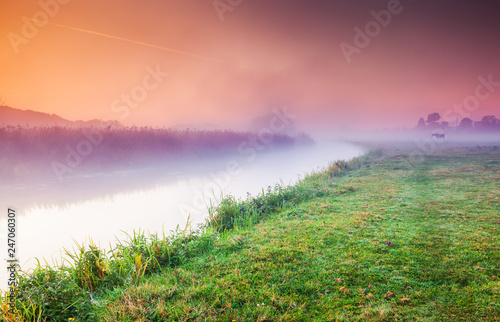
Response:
[2,145,499,321]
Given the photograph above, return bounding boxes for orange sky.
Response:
[1,0,500,131]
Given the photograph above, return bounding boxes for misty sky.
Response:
[1,0,500,131]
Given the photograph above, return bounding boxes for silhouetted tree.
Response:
[426,113,441,125]
[479,115,498,129]
[459,117,473,129]
[416,117,426,129]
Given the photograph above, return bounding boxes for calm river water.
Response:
[0,141,364,290]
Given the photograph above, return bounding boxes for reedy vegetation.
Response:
[0,126,311,180]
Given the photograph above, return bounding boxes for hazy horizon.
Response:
[2,0,500,132]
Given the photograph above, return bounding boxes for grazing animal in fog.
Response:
[431,133,445,140]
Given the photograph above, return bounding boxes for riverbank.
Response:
[2,144,499,321]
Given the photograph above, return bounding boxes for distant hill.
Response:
[0,105,122,128]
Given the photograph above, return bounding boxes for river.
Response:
[0,141,364,290]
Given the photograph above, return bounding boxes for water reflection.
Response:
[0,142,364,289]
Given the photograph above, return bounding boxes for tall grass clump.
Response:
[326,148,382,176]
[0,220,215,321]
[65,240,109,292]
[207,184,316,232]
[4,261,95,321]
[208,148,383,232]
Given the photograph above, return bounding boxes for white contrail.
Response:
[23,17,255,70]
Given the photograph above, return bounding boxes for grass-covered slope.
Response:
[2,146,499,321]
[99,146,499,321]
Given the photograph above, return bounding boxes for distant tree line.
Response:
[415,113,500,132]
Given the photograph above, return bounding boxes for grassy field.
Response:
[2,144,499,321]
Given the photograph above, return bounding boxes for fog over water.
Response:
[0,141,364,289]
